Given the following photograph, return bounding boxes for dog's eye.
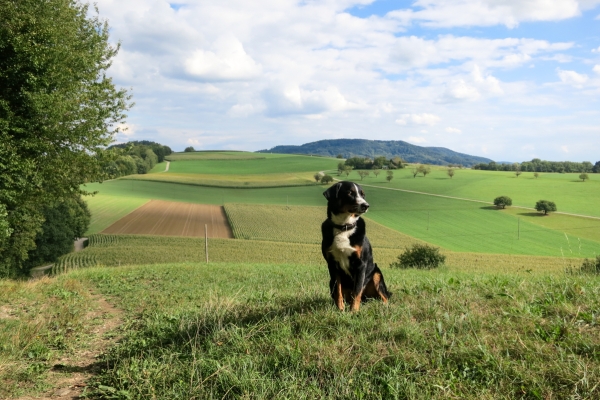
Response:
[361,191,365,198]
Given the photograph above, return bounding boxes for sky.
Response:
[96,0,600,162]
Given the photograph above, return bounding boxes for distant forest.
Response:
[102,140,173,178]
[473,159,600,173]
[258,139,492,166]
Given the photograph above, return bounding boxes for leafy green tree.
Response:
[593,161,600,173]
[419,165,431,177]
[336,154,343,159]
[386,170,394,182]
[0,0,131,277]
[184,146,195,152]
[447,168,455,179]
[372,167,381,178]
[535,200,557,215]
[534,172,539,179]
[337,162,345,175]
[314,172,323,182]
[493,196,512,209]
[411,166,419,178]
[343,166,353,177]
[320,174,334,184]
[24,196,90,269]
[514,170,522,177]
[579,173,589,182]
[357,170,370,180]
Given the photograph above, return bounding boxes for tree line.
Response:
[473,159,600,173]
[101,141,173,178]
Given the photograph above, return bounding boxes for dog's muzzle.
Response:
[358,203,369,213]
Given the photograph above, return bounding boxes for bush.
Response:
[493,196,512,209]
[580,256,600,274]
[391,244,446,269]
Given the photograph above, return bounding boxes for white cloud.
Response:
[396,113,441,126]
[390,0,599,28]
[593,65,600,74]
[561,145,569,153]
[264,85,362,116]
[407,136,428,144]
[446,127,462,133]
[184,35,262,81]
[557,68,589,87]
[593,46,600,52]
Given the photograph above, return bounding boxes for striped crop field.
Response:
[54,234,580,276]
[83,194,148,235]
[101,200,232,238]
[224,203,421,249]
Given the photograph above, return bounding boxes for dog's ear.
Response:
[323,182,341,200]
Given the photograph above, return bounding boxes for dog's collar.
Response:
[332,222,357,231]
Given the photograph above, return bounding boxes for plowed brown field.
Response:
[101,200,233,238]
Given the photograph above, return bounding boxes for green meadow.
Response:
[4,152,600,399]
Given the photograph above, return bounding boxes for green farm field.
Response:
[165,150,270,161]
[83,177,600,257]
[349,167,600,218]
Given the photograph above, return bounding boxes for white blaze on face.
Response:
[354,184,368,211]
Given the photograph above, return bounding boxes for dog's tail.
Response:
[374,263,392,299]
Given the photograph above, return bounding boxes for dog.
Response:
[321,181,391,311]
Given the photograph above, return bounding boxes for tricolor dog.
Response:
[321,181,391,311]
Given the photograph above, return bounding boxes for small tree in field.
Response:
[420,165,431,177]
[534,172,539,179]
[447,168,455,179]
[391,244,446,269]
[494,196,512,209]
[320,174,334,184]
[535,200,557,215]
[314,172,324,182]
[184,146,195,152]
[372,167,381,178]
[514,170,522,177]
[579,173,589,182]
[343,166,353,177]
[357,171,370,180]
[386,170,394,182]
[411,166,419,178]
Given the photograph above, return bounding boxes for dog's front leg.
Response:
[350,263,367,312]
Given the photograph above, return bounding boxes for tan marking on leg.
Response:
[373,273,389,303]
[353,245,362,258]
[351,289,364,312]
[335,279,345,311]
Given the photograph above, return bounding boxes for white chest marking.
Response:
[328,213,360,276]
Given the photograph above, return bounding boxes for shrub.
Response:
[580,256,600,274]
[391,243,446,269]
[493,196,512,209]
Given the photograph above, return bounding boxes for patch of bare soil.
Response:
[12,293,123,400]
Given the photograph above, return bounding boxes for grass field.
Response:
[83,179,600,257]
[124,171,319,188]
[165,154,338,175]
[4,263,598,399]
[349,167,600,218]
[53,234,582,276]
[165,151,268,161]
[84,194,148,235]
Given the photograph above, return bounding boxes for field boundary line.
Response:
[335,179,600,221]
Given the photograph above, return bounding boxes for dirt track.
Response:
[101,200,233,238]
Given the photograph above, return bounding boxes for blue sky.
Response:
[96,0,600,162]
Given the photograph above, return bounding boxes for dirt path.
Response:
[13,293,124,400]
[161,161,170,173]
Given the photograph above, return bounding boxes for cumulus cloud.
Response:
[396,113,440,126]
[440,65,503,103]
[557,68,589,87]
[263,85,362,116]
[593,65,600,74]
[407,136,428,144]
[390,0,600,28]
[446,127,462,133]
[184,35,262,81]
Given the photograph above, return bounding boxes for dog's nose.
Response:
[360,203,369,212]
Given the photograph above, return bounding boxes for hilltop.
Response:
[257,139,493,166]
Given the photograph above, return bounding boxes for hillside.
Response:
[258,139,493,166]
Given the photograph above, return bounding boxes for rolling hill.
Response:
[258,139,493,166]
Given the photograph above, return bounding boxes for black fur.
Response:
[321,181,391,311]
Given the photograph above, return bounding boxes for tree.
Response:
[447,168,455,179]
[514,170,522,177]
[314,172,324,182]
[579,173,589,182]
[343,166,353,177]
[357,170,370,180]
[372,167,381,178]
[0,0,132,277]
[411,166,419,178]
[386,170,394,182]
[534,172,539,179]
[320,174,334,184]
[184,146,195,152]
[24,196,90,269]
[336,154,343,159]
[594,161,600,173]
[493,196,512,209]
[420,165,431,177]
[337,162,345,176]
[535,200,557,215]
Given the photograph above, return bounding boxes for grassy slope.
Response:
[350,168,600,217]
[54,263,600,399]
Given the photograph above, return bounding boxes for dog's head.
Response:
[323,181,369,216]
